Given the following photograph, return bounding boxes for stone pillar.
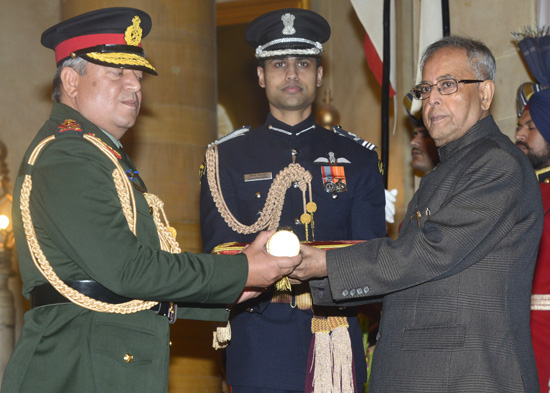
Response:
[0,134,15,381]
[0,249,14,382]
[62,1,221,391]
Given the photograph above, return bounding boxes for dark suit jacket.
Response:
[1,103,248,393]
[310,116,543,393]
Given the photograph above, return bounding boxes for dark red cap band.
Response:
[54,33,142,64]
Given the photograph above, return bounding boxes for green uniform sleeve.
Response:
[23,135,247,307]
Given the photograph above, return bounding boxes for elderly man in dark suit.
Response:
[291,35,544,393]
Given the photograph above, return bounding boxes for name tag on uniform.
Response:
[244,172,273,182]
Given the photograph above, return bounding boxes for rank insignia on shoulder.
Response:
[208,126,251,147]
[57,119,83,134]
[332,125,377,151]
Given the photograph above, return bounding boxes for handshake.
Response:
[238,230,327,303]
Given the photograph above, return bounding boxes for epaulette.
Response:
[207,126,251,147]
[55,119,122,160]
[56,119,84,135]
[331,125,377,151]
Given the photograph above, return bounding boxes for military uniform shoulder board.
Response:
[208,126,251,147]
[331,125,377,151]
[55,119,122,160]
[56,119,84,135]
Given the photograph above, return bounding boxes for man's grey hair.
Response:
[420,35,496,82]
[51,57,88,102]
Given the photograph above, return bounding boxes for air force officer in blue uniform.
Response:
[200,8,386,393]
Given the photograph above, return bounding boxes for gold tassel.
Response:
[311,317,333,393]
[212,321,231,350]
[275,277,292,291]
[329,317,354,393]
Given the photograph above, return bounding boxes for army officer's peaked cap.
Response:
[246,8,330,59]
[41,7,157,75]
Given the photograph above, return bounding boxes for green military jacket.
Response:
[1,103,248,393]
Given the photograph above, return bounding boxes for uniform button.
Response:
[255,192,261,199]
[124,353,133,363]
[291,148,299,156]
[149,206,154,215]
[332,193,338,200]
[292,181,299,188]
[545,178,550,184]
[246,307,255,313]
[257,210,262,216]
[357,288,363,295]
[342,290,349,297]
[294,218,301,225]
[363,286,370,294]
[350,289,356,296]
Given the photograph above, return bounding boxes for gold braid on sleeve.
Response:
[20,133,180,314]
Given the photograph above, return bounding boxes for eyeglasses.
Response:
[411,78,485,100]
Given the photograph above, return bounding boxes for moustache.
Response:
[516,141,530,151]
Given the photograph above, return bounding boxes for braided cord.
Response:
[20,133,179,314]
[206,144,313,235]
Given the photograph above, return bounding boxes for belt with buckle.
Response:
[30,280,177,323]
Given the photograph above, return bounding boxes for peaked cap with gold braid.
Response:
[41,7,157,75]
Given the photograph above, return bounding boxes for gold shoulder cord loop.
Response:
[20,133,180,314]
[206,144,316,239]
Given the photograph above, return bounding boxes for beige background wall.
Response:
[0,0,538,391]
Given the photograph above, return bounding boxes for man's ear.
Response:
[316,65,323,87]
[60,67,80,98]
[257,66,265,88]
[479,79,495,111]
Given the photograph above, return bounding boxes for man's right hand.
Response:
[241,230,302,288]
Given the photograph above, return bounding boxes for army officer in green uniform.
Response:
[0,8,301,393]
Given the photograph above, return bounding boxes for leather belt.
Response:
[30,280,177,323]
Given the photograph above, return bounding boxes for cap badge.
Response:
[281,13,296,35]
[124,16,143,46]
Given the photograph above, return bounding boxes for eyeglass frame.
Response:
[410,78,485,100]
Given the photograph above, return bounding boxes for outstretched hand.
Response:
[288,243,328,281]
[241,230,302,289]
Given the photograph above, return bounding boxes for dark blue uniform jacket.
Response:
[200,113,385,391]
